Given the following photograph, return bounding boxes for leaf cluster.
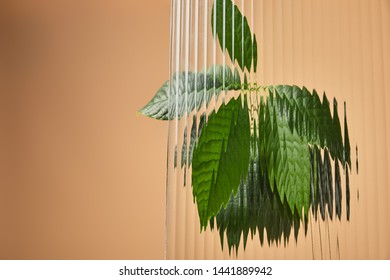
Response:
[139,0,354,253]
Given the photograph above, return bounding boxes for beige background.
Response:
[0,0,169,259]
[0,0,389,260]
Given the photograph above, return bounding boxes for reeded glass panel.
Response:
[141,0,390,259]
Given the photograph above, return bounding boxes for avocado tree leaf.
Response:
[213,125,300,253]
[212,0,256,72]
[187,114,206,166]
[253,34,258,73]
[269,85,350,168]
[180,113,207,170]
[334,158,342,219]
[192,96,250,229]
[344,102,351,168]
[266,85,351,218]
[139,65,241,120]
[263,91,311,218]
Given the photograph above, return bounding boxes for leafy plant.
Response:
[139,0,353,253]
[192,96,250,229]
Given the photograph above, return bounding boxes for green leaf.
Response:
[212,0,256,72]
[179,113,206,169]
[192,96,250,229]
[334,158,342,219]
[269,85,350,168]
[263,92,311,218]
[188,114,206,166]
[346,166,350,220]
[266,85,351,218]
[139,65,241,120]
[212,121,301,253]
[344,102,351,168]
[253,34,258,73]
